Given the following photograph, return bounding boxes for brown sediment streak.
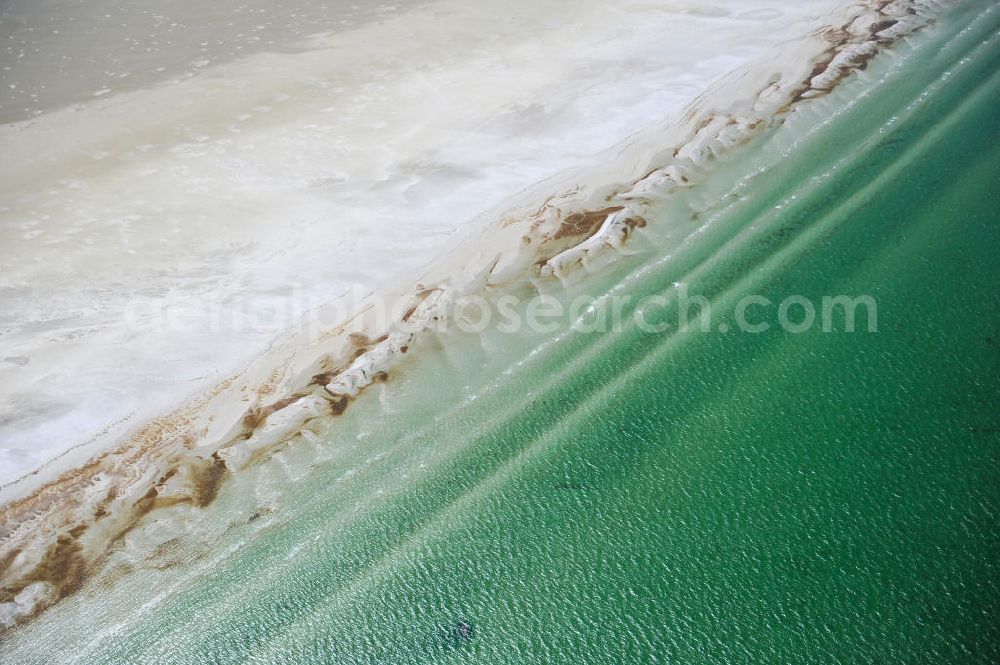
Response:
[307,369,342,387]
[871,18,900,34]
[0,0,951,633]
[551,207,624,240]
[0,550,22,603]
[241,396,301,435]
[28,538,86,600]
[328,394,350,416]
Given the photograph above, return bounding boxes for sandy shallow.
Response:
[0,0,952,631]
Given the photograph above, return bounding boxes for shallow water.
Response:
[2,1,999,663]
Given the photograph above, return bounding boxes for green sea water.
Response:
[3,2,999,663]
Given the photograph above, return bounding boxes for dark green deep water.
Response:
[4,3,999,664]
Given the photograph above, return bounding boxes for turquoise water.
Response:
[3,2,999,663]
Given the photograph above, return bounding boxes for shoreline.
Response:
[0,0,844,492]
[0,0,954,632]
